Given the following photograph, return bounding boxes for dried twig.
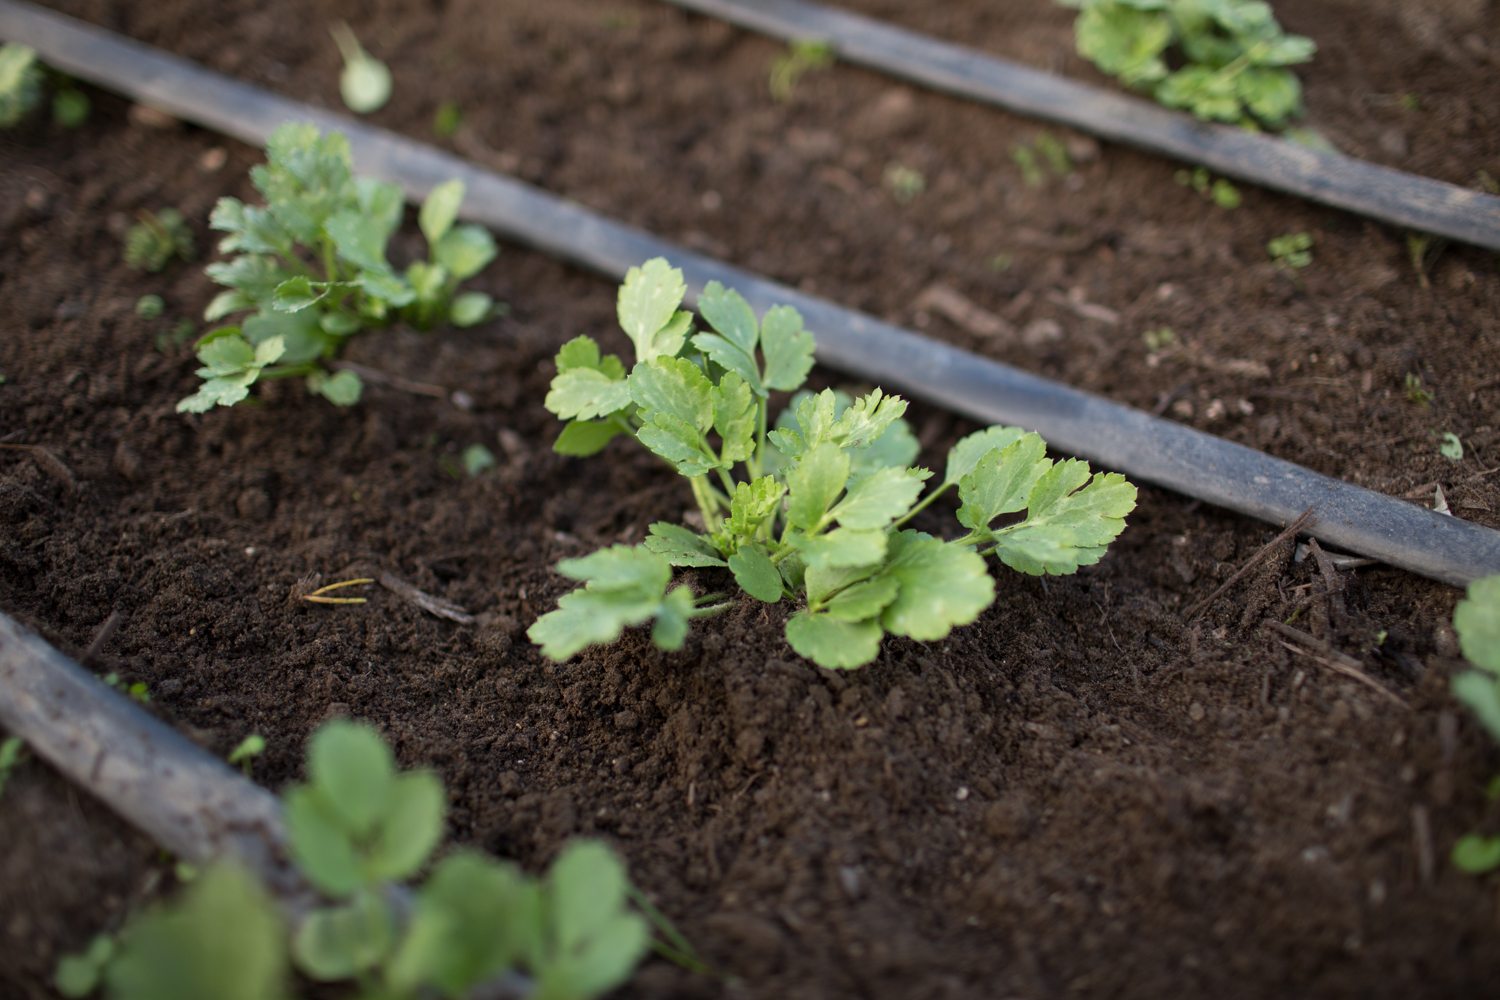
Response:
[329,360,473,410]
[1264,620,1408,709]
[378,572,476,625]
[0,443,76,491]
[1185,508,1314,620]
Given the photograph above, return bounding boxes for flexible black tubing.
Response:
[2,0,1498,586]
[662,0,1500,252]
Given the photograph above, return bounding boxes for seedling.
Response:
[530,259,1136,669]
[1142,326,1177,352]
[228,734,267,776]
[124,209,195,273]
[135,294,166,319]
[1403,373,1433,407]
[0,735,25,799]
[331,22,391,114]
[1439,432,1464,461]
[102,672,150,704]
[1267,231,1313,269]
[0,43,41,126]
[301,577,374,605]
[769,39,834,101]
[884,164,926,204]
[1012,132,1073,188]
[52,86,88,127]
[1175,167,1242,209]
[1452,576,1500,875]
[1061,0,1316,129]
[186,123,497,412]
[60,720,654,999]
[433,100,462,138]
[53,934,116,999]
[1405,233,1446,288]
[462,443,497,477]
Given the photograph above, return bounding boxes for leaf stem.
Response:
[893,482,951,528]
[689,476,723,532]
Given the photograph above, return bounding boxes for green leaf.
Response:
[529,547,678,660]
[879,531,995,641]
[291,891,395,981]
[355,178,405,240]
[944,426,1028,487]
[831,389,908,450]
[385,853,529,995]
[956,433,1049,531]
[795,526,888,571]
[698,281,760,355]
[618,258,689,363]
[325,211,392,273]
[547,842,633,957]
[309,368,362,406]
[1238,67,1301,125]
[557,335,626,378]
[713,371,757,464]
[852,415,921,478]
[1453,672,1500,744]
[284,787,366,898]
[554,419,625,457]
[1452,834,1500,875]
[785,612,884,669]
[545,368,633,422]
[729,544,783,602]
[726,476,787,541]
[332,23,391,114]
[434,225,497,281]
[308,720,395,837]
[106,865,288,1000]
[1455,575,1500,673]
[990,464,1138,576]
[652,585,696,651]
[644,522,726,568]
[450,291,494,327]
[629,356,714,430]
[786,442,851,531]
[366,770,446,882]
[420,179,465,246]
[54,934,114,999]
[821,575,900,623]
[1076,4,1171,86]
[196,334,257,375]
[760,305,815,391]
[830,466,929,529]
[176,375,254,413]
[637,413,719,477]
[272,276,331,313]
[557,545,672,591]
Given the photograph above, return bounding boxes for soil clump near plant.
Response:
[2,1,1498,996]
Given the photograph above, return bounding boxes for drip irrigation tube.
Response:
[660,0,1500,252]
[3,0,1499,586]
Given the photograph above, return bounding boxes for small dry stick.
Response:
[300,577,375,605]
[0,443,76,491]
[1265,620,1409,710]
[1185,507,1315,620]
[378,572,475,625]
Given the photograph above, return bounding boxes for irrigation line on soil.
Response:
[4,0,1500,586]
[661,0,1500,252]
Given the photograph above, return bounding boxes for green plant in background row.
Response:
[331,22,392,114]
[1267,231,1312,269]
[769,39,834,101]
[0,42,89,128]
[1012,132,1074,188]
[56,720,651,1000]
[1175,167,1242,208]
[530,259,1137,670]
[1452,575,1500,875]
[124,209,195,273]
[1060,0,1316,129]
[182,123,498,413]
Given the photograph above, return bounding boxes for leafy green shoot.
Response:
[331,22,391,114]
[1063,0,1316,130]
[191,124,499,411]
[1452,575,1500,878]
[884,164,926,203]
[102,672,151,704]
[769,39,834,101]
[433,100,463,138]
[1267,231,1313,269]
[0,43,41,127]
[1012,132,1074,188]
[1439,432,1464,462]
[1403,372,1433,407]
[530,259,1137,670]
[135,294,166,319]
[1175,167,1241,209]
[52,85,89,127]
[0,735,25,799]
[54,934,115,999]
[228,733,266,776]
[125,209,195,273]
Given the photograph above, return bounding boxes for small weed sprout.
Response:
[124,209,195,273]
[0,43,42,126]
[529,259,1136,670]
[1012,133,1073,188]
[0,735,26,799]
[331,22,391,114]
[1452,576,1500,875]
[1175,167,1242,209]
[433,100,462,138]
[1439,432,1464,461]
[1142,326,1177,353]
[884,164,926,203]
[1062,0,1316,129]
[769,39,834,101]
[1403,373,1433,407]
[135,294,166,320]
[1267,231,1313,269]
[227,734,267,776]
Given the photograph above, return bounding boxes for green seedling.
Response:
[54,934,117,999]
[530,259,1137,670]
[1403,373,1433,407]
[462,443,496,477]
[769,39,834,101]
[331,22,391,114]
[102,673,151,704]
[1452,576,1500,876]
[433,100,462,138]
[228,734,267,776]
[1406,233,1446,289]
[187,123,498,412]
[1062,0,1315,129]
[1175,167,1242,208]
[1439,432,1464,461]
[52,86,89,127]
[0,735,25,799]
[884,164,926,204]
[1012,132,1073,188]
[124,209,195,274]
[0,43,41,126]
[1267,231,1313,269]
[135,294,166,319]
[61,720,654,999]
[1142,326,1177,352]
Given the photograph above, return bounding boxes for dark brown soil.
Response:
[3,1,1500,997]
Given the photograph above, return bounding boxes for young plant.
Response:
[58,720,653,1000]
[331,22,392,114]
[883,164,926,204]
[0,43,41,127]
[1012,132,1074,188]
[0,735,25,799]
[124,209,195,273]
[1175,167,1242,209]
[1061,0,1316,129]
[769,39,834,101]
[529,259,1137,670]
[1452,575,1500,875]
[1267,231,1313,269]
[185,123,498,412]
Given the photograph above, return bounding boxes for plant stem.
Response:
[893,483,951,528]
[689,476,723,532]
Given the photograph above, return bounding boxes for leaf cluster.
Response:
[124,209,195,273]
[185,123,497,412]
[57,720,651,1000]
[0,43,42,127]
[1062,0,1316,129]
[1267,231,1313,269]
[530,259,1137,669]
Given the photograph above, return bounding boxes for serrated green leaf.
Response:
[1076,4,1172,86]
[176,374,256,413]
[760,305,814,391]
[831,466,928,529]
[545,368,633,422]
[852,415,921,478]
[879,531,995,641]
[291,891,394,982]
[450,291,493,327]
[325,211,391,273]
[785,612,884,669]
[945,426,1028,487]
[629,356,714,429]
[357,269,416,308]
[698,281,760,354]
[637,414,719,477]
[105,865,287,1000]
[956,433,1049,531]
[197,334,257,375]
[272,276,330,313]
[786,442,850,531]
[618,258,688,363]
[644,522,726,568]
[729,544,783,602]
[1238,67,1301,125]
[434,225,497,281]
[244,309,327,365]
[308,368,363,406]
[652,585,696,651]
[714,371,757,464]
[990,466,1137,576]
[557,545,672,592]
[554,419,625,457]
[821,575,901,623]
[1455,576,1500,674]
[204,289,255,322]
[691,331,763,395]
[385,853,529,995]
[419,179,465,246]
[831,389,908,450]
[795,526,888,570]
[308,720,395,837]
[528,587,667,661]
[1452,834,1500,875]
[725,476,787,542]
[366,770,445,882]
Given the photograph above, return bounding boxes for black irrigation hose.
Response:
[662,0,1500,252]
[3,0,1499,586]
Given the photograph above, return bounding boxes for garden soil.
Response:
[3,0,1499,997]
